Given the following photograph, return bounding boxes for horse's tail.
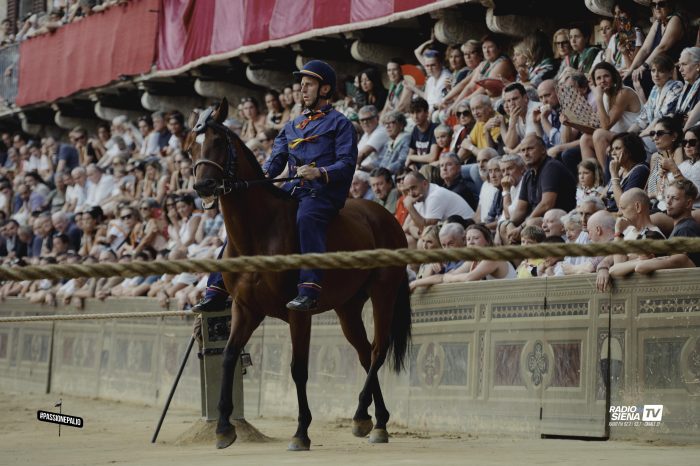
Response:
[387,274,412,374]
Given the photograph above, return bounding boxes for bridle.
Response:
[191,107,301,198]
[191,107,238,197]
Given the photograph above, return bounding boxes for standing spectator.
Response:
[369,167,398,214]
[382,58,413,115]
[377,112,410,175]
[356,105,389,170]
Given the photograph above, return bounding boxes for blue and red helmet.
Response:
[293,60,336,98]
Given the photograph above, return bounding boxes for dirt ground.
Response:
[1,391,699,466]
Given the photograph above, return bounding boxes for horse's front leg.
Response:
[287,312,313,451]
[216,303,262,449]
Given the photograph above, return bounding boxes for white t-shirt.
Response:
[516,100,539,141]
[358,125,390,169]
[65,184,87,212]
[86,174,116,207]
[425,69,450,110]
[678,160,700,208]
[415,183,474,221]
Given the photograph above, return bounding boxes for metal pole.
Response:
[151,334,195,443]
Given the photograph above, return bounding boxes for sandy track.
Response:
[1,391,698,466]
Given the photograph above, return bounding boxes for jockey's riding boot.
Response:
[286,295,318,312]
[191,296,231,313]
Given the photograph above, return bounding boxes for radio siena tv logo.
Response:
[609,404,663,427]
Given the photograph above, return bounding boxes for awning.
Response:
[156,0,466,75]
[16,0,159,107]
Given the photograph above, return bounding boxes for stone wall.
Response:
[1,269,698,442]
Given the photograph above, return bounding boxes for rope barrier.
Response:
[0,310,191,323]
[1,237,699,282]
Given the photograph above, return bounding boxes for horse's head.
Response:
[191,98,236,209]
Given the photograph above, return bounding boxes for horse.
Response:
[188,98,412,451]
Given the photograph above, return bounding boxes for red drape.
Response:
[157,0,450,72]
[16,0,159,106]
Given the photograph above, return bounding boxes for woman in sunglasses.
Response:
[601,0,644,75]
[116,206,142,255]
[132,198,168,256]
[646,116,684,219]
[625,0,689,89]
[657,125,700,213]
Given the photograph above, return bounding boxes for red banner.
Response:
[16,0,159,106]
[157,0,456,72]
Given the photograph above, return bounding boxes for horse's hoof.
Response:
[369,428,389,443]
[352,418,374,437]
[287,436,311,451]
[215,426,237,449]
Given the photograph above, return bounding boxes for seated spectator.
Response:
[349,171,374,200]
[173,194,201,250]
[115,206,142,254]
[513,30,558,88]
[629,54,682,145]
[255,128,277,165]
[401,171,474,248]
[502,82,539,152]
[510,134,577,240]
[51,211,81,252]
[47,171,70,213]
[409,222,466,291]
[516,225,546,278]
[85,164,115,209]
[445,44,471,90]
[576,159,606,205]
[533,79,563,149]
[621,179,700,274]
[137,115,160,157]
[377,111,410,174]
[443,35,516,111]
[190,204,224,256]
[169,156,195,195]
[369,168,398,214]
[77,206,106,257]
[382,58,413,115]
[604,1,644,75]
[441,40,484,107]
[675,47,700,131]
[94,248,123,301]
[138,160,168,204]
[358,68,387,111]
[240,97,267,143]
[553,28,573,76]
[164,111,187,157]
[405,98,438,170]
[569,23,601,75]
[542,209,566,239]
[450,100,475,160]
[496,154,526,224]
[411,46,450,113]
[64,166,84,213]
[264,90,289,131]
[605,132,650,211]
[132,198,169,255]
[626,0,688,90]
[473,148,499,224]
[439,152,478,210]
[646,116,684,227]
[562,212,585,244]
[357,105,389,170]
[409,224,443,282]
[458,95,500,160]
[0,219,27,258]
[152,248,200,308]
[442,224,516,283]
[581,62,642,169]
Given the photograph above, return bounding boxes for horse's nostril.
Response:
[194,179,217,194]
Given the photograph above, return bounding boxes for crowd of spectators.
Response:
[1,1,129,45]
[2,0,700,306]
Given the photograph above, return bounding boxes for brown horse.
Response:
[189,99,411,451]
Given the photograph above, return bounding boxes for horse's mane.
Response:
[232,131,294,202]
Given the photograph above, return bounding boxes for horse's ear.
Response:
[213,97,229,124]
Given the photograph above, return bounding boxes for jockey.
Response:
[192,60,357,313]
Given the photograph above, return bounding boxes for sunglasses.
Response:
[682,138,698,147]
[651,1,667,9]
[456,111,471,117]
[649,130,672,138]
[139,206,150,211]
[555,41,570,47]
[120,214,133,220]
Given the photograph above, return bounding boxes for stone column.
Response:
[245,66,291,91]
[485,8,557,37]
[585,0,615,16]
[350,41,413,67]
[139,93,204,117]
